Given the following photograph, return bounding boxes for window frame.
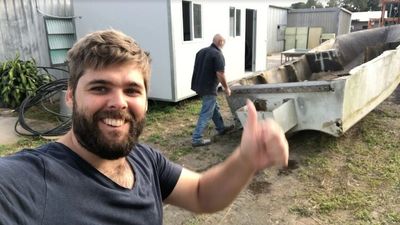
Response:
[182,1,203,41]
[44,17,77,66]
[235,9,241,36]
[229,7,241,37]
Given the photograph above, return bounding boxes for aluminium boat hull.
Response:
[227,25,400,136]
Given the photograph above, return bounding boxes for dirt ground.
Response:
[160,85,400,225]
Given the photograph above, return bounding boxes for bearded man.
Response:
[0,29,289,225]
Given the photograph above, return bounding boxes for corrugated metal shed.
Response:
[0,0,73,67]
[287,7,352,36]
[267,5,288,54]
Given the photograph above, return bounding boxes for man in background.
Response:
[191,34,233,147]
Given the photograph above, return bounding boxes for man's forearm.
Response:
[165,101,288,214]
[216,71,231,96]
[216,71,229,90]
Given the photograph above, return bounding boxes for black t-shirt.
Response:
[191,43,225,96]
[0,142,182,225]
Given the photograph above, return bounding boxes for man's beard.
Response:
[72,104,145,160]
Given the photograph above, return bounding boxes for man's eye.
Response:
[125,88,141,96]
[91,87,108,93]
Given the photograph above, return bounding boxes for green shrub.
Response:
[0,54,52,108]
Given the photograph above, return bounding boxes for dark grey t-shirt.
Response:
[0,142,182,225]
[191,43,225,96]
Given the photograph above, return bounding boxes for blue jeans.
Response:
[192,95,225,143]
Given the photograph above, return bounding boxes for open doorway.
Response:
[245,9,257,72]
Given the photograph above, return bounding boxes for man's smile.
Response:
[102,118,126,127]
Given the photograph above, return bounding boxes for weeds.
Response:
[1,88,399,225]
[291,101,400,224]
[169,146,192,161]
[0,137,51,156]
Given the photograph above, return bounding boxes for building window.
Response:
[193,4,202,38]
[229,7,241,37]
[182,1,202,41]
[235,9,241,36]
[44,17,76,65]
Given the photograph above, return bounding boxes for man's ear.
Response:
[219,40,225,48]
[145,100,148,112]
[65,87,73,108]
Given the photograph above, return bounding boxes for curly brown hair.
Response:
[67,29,151,94]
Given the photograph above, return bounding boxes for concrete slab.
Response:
[0,117,21,145]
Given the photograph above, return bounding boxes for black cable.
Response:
[15,67,72,137]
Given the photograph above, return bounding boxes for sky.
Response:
[268,0,329,8]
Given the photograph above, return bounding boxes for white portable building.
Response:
[72,0,268,102]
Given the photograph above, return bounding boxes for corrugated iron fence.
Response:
[0,0,73,66]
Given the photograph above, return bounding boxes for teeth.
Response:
[103,118,125,127]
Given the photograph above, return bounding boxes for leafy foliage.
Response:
[326,0,340,7]
[291,0,381,11]
[291,0,324,9]
[0,54,53,109]
[326,0,380,11]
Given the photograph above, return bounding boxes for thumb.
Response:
[245,99,258,131]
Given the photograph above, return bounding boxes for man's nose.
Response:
[108,90,128,110]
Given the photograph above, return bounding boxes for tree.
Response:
[291,2,307,9]
[306,0,324,8]
[367,0,380,11]
[327,0,340,7]
[342,0,368,11]
[325,0,381,11]
[291,0,323,9]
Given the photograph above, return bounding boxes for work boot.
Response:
[192,139,211,147]
[217,125,235,136]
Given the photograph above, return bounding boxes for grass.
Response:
[146,98,201,126]
[0,96,203,157]
[21,99,66,123]
[0,137,51,156]
[1,90,399,225]
[289,100,400,224]
[169,146,193,161]
[141,96,203,160]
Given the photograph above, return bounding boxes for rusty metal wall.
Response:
[0,0,73,66]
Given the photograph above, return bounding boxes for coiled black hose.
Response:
[15,67,72,137]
